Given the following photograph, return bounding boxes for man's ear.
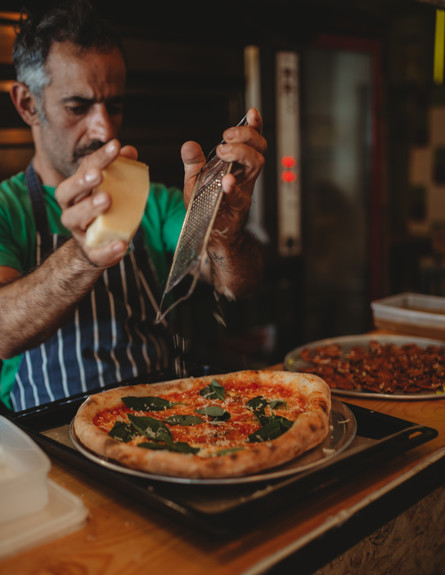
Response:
[10,82,40,126]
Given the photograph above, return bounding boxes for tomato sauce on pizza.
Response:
[92,378,306,453]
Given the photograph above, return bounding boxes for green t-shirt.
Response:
[0,172,186,408]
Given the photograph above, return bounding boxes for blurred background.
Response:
[0,0,444,369]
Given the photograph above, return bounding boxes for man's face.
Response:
[36,41,126,180]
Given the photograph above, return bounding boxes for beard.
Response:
[39,121,110,179]
[50,140,106,179]
[72,140,105,163]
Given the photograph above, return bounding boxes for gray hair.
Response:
[13,0,125,96]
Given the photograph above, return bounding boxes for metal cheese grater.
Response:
[155,115,248,324]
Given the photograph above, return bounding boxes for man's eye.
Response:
[68,105,89,116]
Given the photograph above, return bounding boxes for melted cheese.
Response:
[85,156,149,247]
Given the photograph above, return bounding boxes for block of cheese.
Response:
[85,156,150,248]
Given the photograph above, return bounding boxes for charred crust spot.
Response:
[311,396,329,415]
[319,400,329,415]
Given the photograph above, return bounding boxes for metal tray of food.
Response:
[5,367,438,536]
[285,334,445,400]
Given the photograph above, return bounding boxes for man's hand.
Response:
[180,108,266,297]
[55,139,138,268]
[181,108,266,238]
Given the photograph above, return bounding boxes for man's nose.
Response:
[88,103,115,142]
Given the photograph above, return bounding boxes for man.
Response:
[0,1,266,411]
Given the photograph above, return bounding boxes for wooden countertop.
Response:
[2,356,445,574]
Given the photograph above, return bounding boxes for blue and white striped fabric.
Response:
[10,165,171,411]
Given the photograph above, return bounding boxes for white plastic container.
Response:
[0,416,51,524]
[0,478,88,559]
[371,292,445,340]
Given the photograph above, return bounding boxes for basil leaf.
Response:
[273,415,293,431]
[270,399,288,410]
[248,420,282,442]
[254,412,269,426]
[138,440,200,454]
[122,396,176,411]
[171,441,200,454]
[247,397,268,426]
[195,405,230,421]
[164,414,204,426]
[248,415,294,443]
[247,395,268,414]
[138,442,168,451]
[247,396,288,427]
[127,414,172,445]
[215,446,244,456]
[199,379,225,400]
[109,421,138,442]
[247,396,287,413]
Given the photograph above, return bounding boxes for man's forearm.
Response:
[0,239,104,358]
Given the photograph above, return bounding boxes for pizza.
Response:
[72,370,331,479]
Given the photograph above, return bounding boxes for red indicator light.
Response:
[281,170,297,183]
[281,156,296,168]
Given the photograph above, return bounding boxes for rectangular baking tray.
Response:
[4,367,438,536]
[371,292,445,340]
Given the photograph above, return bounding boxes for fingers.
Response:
[216,108,266,186]
[181,140,206,167]
[246,107,263,133]
[179,109,267,221]
[180,140,206,206]
[60,182,109,233]
[218,143,265,186]
[56,139,121,209]
[208,109,266,239]
[55,139,130,267]
[77,239,129,269]
[181,108,266,200]
[119,145,138,161]
[220,172,252,210]
[224,108,265,147]
[57,139,120,234]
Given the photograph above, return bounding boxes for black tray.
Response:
[6,369,438,536]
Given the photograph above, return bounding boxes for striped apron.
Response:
[10,164,172,411]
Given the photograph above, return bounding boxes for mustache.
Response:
[73,141,105,162]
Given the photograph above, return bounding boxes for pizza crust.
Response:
[73,370,331,479]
